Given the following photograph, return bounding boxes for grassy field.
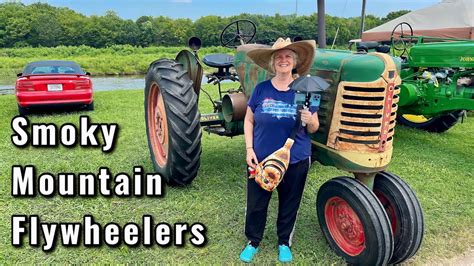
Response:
[0,45,405,81]
[0,84,473,264]
[0,45,234,78]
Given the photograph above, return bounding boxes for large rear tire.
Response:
[145,59,202,186]
[317,177,393,265]
[397,110,465,133]
[374,171,424,264]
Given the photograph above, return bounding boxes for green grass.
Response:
[0,85,473,263]
[0,45,234,78]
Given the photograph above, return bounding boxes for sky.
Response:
[13,0,441,20]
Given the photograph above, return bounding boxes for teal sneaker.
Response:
[240,244,259,263]
[278,245,293,263]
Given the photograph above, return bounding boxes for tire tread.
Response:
[145,59,201,186]
[375,171,424,264]
[317,176,394,265]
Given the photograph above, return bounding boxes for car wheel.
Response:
[86,101,94,111]
[18,105,28,116]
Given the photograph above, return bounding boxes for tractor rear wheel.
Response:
[397,110,465,133]
[145,59,202,186]
[317,177,393,265]
[374,171,424,264]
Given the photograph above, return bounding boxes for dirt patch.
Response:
[441,249,474,265]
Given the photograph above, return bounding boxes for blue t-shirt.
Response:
[248,80,317,164]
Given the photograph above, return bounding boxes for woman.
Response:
[239,38,319,263]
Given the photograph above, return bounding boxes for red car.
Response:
[16,60,94,115]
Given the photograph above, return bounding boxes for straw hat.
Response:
[247,37,316,75]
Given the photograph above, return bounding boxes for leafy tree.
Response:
[57,9,89,46]
[0,3,31,47]
[136,16,156,46]
[0,2,407,48]
[153,16,183,45]
[118,20,140,46]
[173,19,193,46]
[193,15,229,46]
[382,10,411,23]
[4,17,31,47]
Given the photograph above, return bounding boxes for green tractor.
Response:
[359,22,474,132]
[144,20,423,264]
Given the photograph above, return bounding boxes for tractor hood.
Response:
[314,49,388,82]
[234,45,396,97]
[408,41,474,68]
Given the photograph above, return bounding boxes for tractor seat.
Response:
[202,53,234,68]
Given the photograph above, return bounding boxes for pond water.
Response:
[0,74,231,95]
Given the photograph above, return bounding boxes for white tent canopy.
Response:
[362,0,474,41]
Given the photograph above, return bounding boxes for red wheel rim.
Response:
[147,82,169,167]
[325,196,365,256]
[374,191,397,235]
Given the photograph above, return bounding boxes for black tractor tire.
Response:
[86,101,94,111]
[397,110,465,133]
[18,105,28,116]
[144,59,202,186]
[374,171,424,264]
[317,177,393,265]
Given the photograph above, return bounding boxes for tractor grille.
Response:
[328,84,400,152]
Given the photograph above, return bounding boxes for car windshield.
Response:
[22,61,85,75]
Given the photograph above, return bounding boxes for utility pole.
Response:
[359,0,367,38]
[295,0,298,16]
[317,0,326,48]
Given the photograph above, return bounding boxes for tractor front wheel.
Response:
[145,59,202,186]
[397,111,465,133]
[374,171,424,264]
[317,177,393,265]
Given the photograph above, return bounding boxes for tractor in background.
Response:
[144,20,423,265]
[357,22,474,132]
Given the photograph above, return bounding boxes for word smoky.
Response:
[12,215,207,251]
[12,166,163,197]
[11,116,118,152]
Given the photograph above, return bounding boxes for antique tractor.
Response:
[361,22,474,132]
[144,20,423,265]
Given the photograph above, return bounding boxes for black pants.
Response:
[245,158,310,247]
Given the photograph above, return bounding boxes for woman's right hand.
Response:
[246,148,258,169]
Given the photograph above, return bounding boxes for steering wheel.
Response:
[390,22,414,56]
[220,19,256,48]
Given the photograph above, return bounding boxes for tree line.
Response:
[0,2,409,48]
